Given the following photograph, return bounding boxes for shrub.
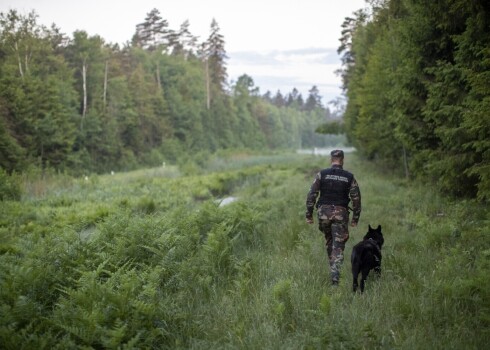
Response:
[0,169,21,201]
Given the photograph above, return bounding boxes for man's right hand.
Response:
[306,217,314,224]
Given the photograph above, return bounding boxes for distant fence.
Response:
[296,147,356,156]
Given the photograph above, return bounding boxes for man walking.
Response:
[305,150,361,285]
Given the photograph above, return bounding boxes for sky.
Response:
[0,0,367,108]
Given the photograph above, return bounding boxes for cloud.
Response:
[227,47,344,104]
[230,47,340,66]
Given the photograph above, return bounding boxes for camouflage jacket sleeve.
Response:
[349,177,361,224]
[305,172,321,219]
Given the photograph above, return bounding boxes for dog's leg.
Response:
[360,267,370,293]
[351,251,359,292]
[352,267,359,292]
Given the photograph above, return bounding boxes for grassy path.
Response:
[197,153,489,349]
[0,153,488,349]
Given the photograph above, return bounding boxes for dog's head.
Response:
[364,225,384,248]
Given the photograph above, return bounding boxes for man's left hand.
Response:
[306,218,314,224]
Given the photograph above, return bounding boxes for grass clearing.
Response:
[0,152,488,349]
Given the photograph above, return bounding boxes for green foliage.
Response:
[0,10,78,171]
[0,9,333,177]
[0,153,488,348]
[315,121,344,135]
[0,118,25,172]
[340,0,490,199]
[272,279,295,331]
[0,169,21,200]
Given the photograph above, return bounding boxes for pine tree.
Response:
[304,85,323,111]
[272,90,285,107]
[172,20,198,59]
[206,18,228,96]
[134,8,173,52]
[337,10,368,90]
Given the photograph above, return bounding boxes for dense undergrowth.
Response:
[0,152,488,349]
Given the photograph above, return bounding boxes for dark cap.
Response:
[330,149,344,158]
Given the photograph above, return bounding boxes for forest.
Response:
[1,1,488,202]
[0,8,338,177]
[337,0,489,200]
[0,0,489,349]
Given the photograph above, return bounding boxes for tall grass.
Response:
[0,152,488,349]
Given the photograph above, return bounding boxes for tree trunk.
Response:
[14,42,24,78]
[82,58,87,128]
[103,59,108,110]
[156,60,161,91]
[205,59,210,110]
[25,49,30,75]
[402,144,410,179]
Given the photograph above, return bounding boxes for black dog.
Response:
[351,225,384,293]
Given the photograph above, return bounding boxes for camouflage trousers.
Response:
[317,205,350,283]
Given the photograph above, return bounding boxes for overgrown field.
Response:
[0,153,488,349]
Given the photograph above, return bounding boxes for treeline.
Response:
[0,9,335,175]
[338,0,489,200]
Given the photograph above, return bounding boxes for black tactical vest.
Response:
[317,166,354,208]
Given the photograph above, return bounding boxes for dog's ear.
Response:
[377,225,381,231]
[369,224,373,230]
